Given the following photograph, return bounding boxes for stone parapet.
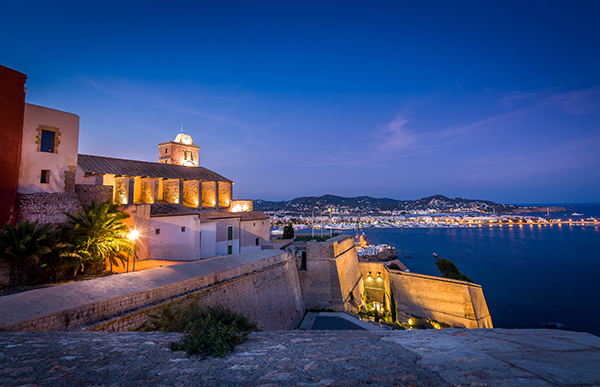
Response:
[0,250,303,332]
[389,270,493,328]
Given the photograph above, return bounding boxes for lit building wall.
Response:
[202,181,217,208]
[140,178,156,204]
[114,177,129,205]
[163,179,181,204]
[218,182,232,208]
[231,199,253,212]
[183,180,200,208]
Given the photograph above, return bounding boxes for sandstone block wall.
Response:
[202,181,217,208]
[15,192,81,225]
[301,235,364,312]
[389,270,493,329]
[0,251,304,332]
[75,184,113,206]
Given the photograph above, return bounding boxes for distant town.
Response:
[258,194,599,230]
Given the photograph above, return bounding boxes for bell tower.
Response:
[158,132,200,167]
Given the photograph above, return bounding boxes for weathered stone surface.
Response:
[1,329,597,386]
[15,192,81,225]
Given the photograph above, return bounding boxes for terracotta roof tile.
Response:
[78,154,232,182]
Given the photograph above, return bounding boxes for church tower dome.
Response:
[158,132,200,167]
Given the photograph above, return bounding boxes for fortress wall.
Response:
[0,250,304,332]
[389,270,493,329]
[359,262,391,309]
[301,235,363,312]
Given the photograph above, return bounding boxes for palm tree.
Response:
[43,227,84,282]
[65,201,133,272]
[0,221,53,286]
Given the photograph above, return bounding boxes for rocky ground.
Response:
[1,328,599,386]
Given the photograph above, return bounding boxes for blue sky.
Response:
[2,1,599,203]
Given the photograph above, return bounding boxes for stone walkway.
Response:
[1,329,599,386]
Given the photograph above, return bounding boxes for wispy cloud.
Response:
[376,116,418,152]
[546,87,600,115]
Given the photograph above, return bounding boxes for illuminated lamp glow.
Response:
[128,230,139,241]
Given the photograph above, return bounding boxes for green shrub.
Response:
[435,257,473,282]
[0,221,53,286]
[139,301,257,357]
[282,223,294,239]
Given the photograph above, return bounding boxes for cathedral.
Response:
[1,63,270,263]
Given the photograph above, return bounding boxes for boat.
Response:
[432,253,438,258]
[571,212,583,216]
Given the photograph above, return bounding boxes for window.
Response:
[155,229,161,235]
[227,225,233,241]
[181,226,186,232]
[228,245,232,255]
[253,223,255,226]
[40,130,55,153]
[255,238,259,246]
[40,170,50,184]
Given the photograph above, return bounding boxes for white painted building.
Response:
[18,104,79,194]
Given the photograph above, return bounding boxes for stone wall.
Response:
[75,184,113,206]
[15,192,81,225]
[218,182,232,208]
[301,235,364,312]
[389,270,493,329]
[202,181,217,208]
[163,179,181,204]
[0,250,304,332]
[183,180,200,208]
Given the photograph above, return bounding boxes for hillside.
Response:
[254,194,565,215]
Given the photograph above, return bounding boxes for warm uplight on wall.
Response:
[377,272,382,282]
[232,204,249,212]
[122,198,127,204]
[212,200,216,206]
[367,271,373,281]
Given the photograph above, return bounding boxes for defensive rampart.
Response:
[389,269,493,328]
[300,235,364,312]
[0,250,304,332]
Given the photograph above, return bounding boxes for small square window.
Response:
[40,170,50,184]
[181,226,186,232]
[40,130,55,153]
[155,228,160,235]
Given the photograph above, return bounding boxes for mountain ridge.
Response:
[254,194,566,214]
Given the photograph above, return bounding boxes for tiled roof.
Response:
[78,154,232,182]
[150,203,200,217]
[239,211,270,221]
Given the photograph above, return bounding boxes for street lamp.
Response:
[128,229,139,272]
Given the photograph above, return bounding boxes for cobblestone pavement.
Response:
[1,329,599,386]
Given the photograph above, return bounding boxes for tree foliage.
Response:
[282,223,294,239]
[435,257,473,283]
[65,201,133,272]
[0,221,53,286]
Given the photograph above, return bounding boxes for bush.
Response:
[0,221,53,286]
[435,257,473,282]
[282,223,294,239]
[139,301,257,357]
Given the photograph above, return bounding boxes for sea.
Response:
[335,203,600,336]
